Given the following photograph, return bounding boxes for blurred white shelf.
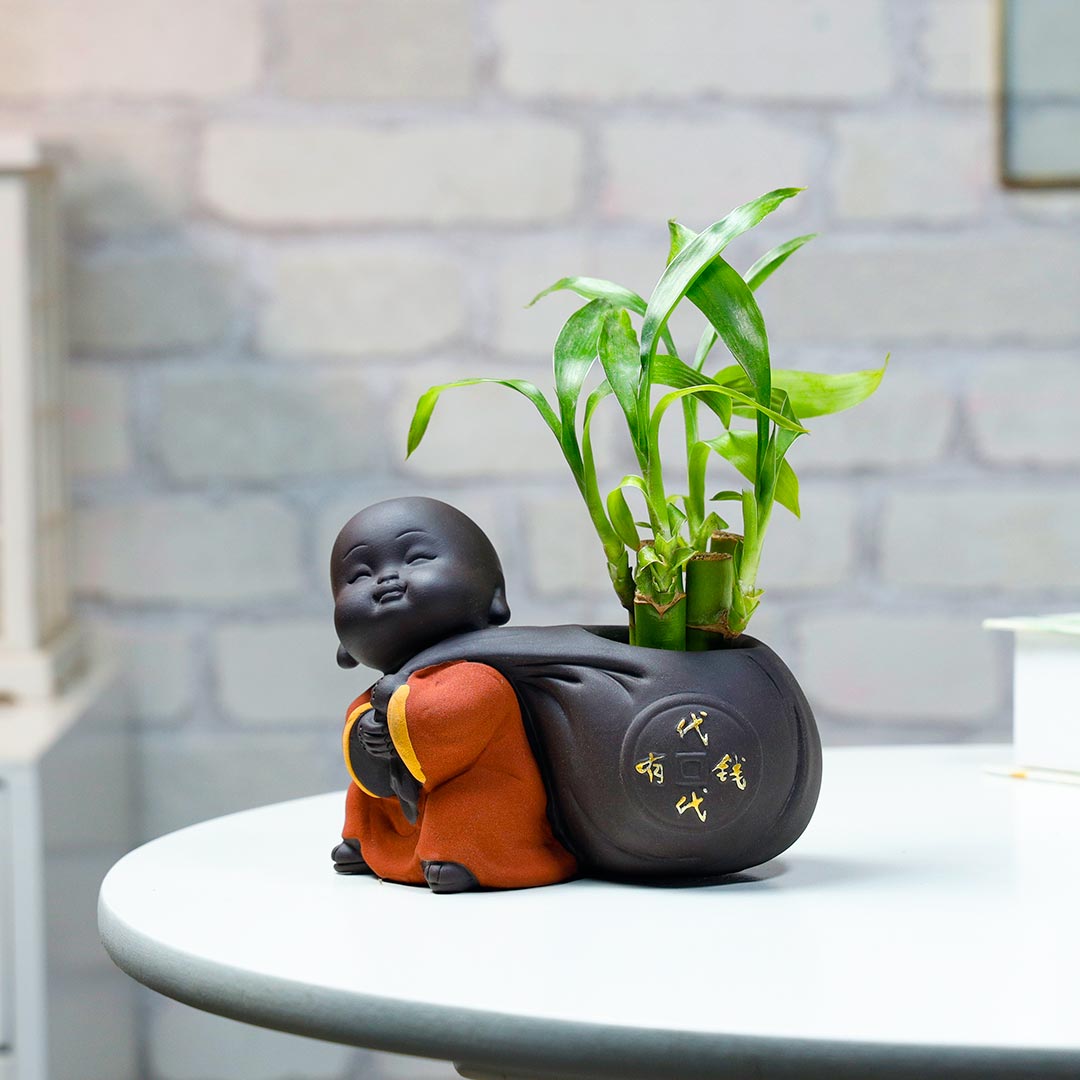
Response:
[986,614,1080,774]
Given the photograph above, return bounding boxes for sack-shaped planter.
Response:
[397,624,821,882]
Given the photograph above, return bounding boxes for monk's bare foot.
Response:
[331,838,373,876]
[421,860,479,893]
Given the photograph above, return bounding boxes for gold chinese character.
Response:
[634,752,665,785]
[675,791,707,823]
[676,710,709,746]
[713,754,748,791]
[731,760,747,791]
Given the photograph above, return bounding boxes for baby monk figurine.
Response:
[329,497,577,893]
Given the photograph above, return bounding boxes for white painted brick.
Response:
[1009,190,1080,223]
[63,119,191,237]
[42,722,134,853]
[148,998,352,1080]
[66,366,132,476]
[50,976,138,1080]
[792,366,953,470]
[74,497,303,604]
[69,252,235,354]
[157,369,382,482]
[761,236,1080,344]
[832,111,992,222]
[258,246,466,358]
[92,621,195,724]
[201,122,582,225]
[919,0,997,97]
[968,356,1080,465]
[216,619,379,725]
[0,110,193,237]
[492,239,662,358]
[757,486,856,590]
[394,365,568,479]
[736,600,794,658]
[279,0,473,101]
[602,117,818,226]
[503,590,627,630]
[0,0,261,99]
[138,730,342,840]
[46,851,124,974]
[523,494,621,600]
[882,489,1080,590]
[798,612,1002,720]
[494,0,893,101]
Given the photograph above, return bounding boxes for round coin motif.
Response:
[621,693,763,832]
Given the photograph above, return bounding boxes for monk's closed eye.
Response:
[405,552,435,564]
[349,567,372,583]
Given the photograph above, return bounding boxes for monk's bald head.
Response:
[331,497,509,673]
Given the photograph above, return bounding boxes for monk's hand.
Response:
[370,673,407,714]
[357,708,393,760]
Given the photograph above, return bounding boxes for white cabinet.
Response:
[0,665,136,1080]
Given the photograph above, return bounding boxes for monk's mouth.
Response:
[373,583,407,604]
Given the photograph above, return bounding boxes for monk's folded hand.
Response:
[370,673,407,714]
[357,708,394,760]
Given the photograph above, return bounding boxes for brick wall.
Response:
[6,1,1080,1077]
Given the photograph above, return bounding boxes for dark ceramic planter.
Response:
[396,623,822,883]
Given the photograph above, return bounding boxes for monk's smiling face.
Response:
[331,497,509,673]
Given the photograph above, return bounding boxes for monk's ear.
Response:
[488,584,510,626]
[336,643,359,669]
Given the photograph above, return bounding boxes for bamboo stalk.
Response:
[633,591,687,651]
[685,552,734,650]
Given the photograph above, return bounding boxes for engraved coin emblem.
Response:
[622,694,762,832]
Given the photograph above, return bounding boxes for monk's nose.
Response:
[377,570,400,583]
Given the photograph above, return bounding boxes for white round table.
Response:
[99,745,1080,1079]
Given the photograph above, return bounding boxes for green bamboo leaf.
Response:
[607,476,647,549]
[640,187,801,388]
[666,501,687,535]
[646,383,805,524]
[599,308,649,465]
[693,326,716,373]
[683,252,773,481]
[688,440,711,530]
[694,233,814,372]
[756,390,804,515]
[637,544,661,568]
[686,253,771,407]
[529,276,679,359]
[652,354,732,427]
[667,219,697,265]
[706,430,801,517]
[407,378,561,459]
[652,383,805,442]
[714,358,888,420]
[709,490,743,502]
[528,276,646,315]
[771,390,804,468]
[552,300,608,475]
[700,510,729,535]
[744,233,817,292]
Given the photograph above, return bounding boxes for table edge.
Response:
[98,877,1079,1080]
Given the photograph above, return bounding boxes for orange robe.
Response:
[340,660,577,889]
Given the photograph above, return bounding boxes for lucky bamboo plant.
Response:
[407,188,886,651]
